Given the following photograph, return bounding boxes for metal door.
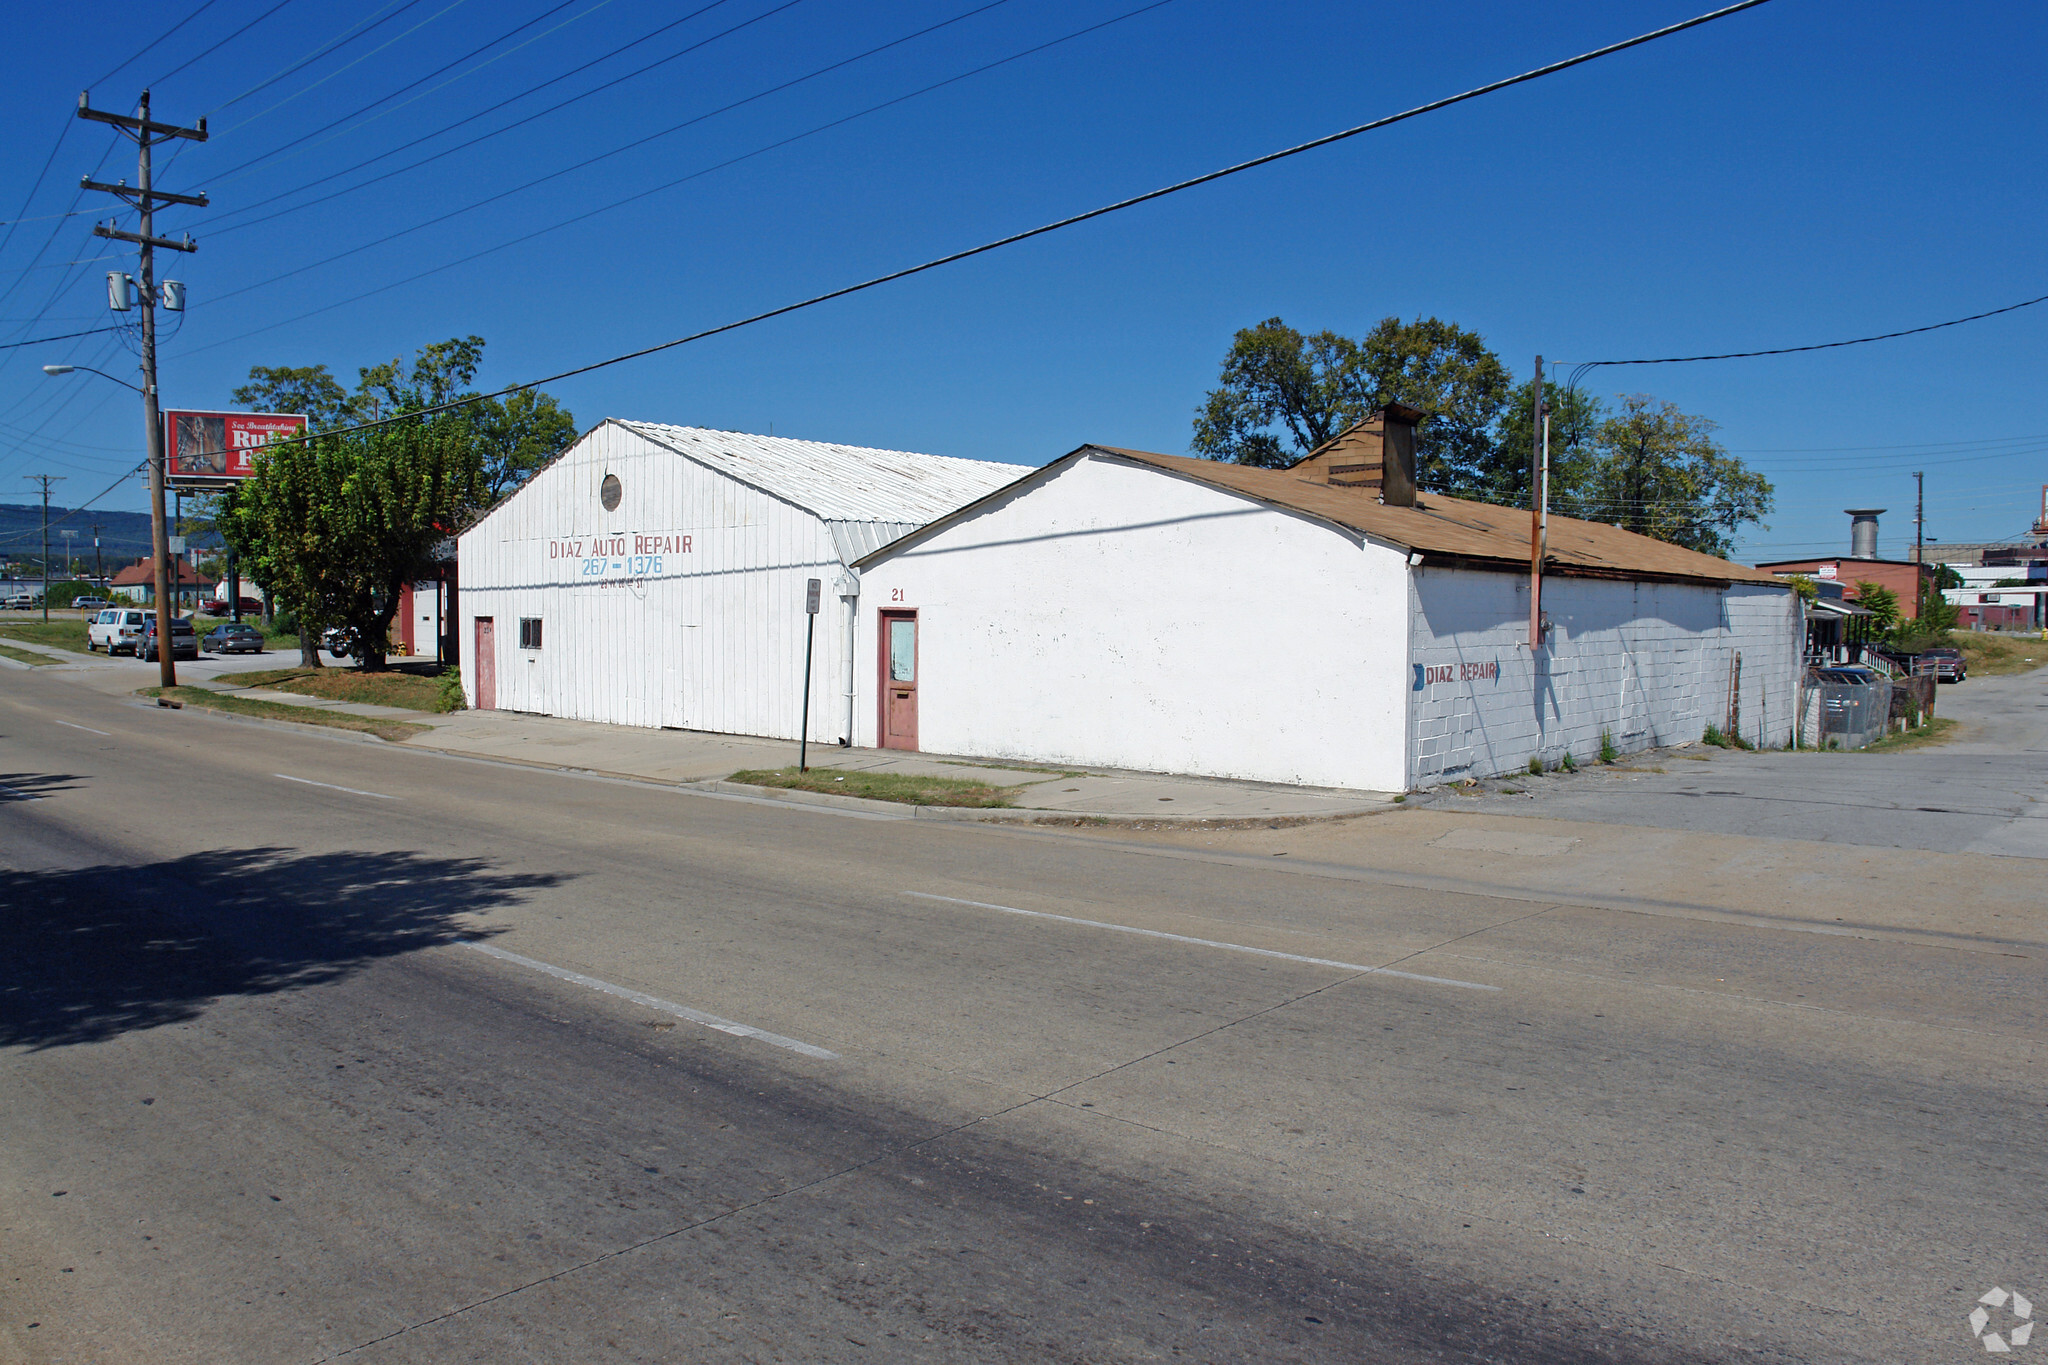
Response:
[879,610,917,750]
[474,617,497,710]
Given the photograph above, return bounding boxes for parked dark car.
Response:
[139,616,200,662]
[1920,647,1966,683]
[203,622,265,654]
[201,597,264,617]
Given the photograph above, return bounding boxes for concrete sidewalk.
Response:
[399,708,1397,823]
[16,641,1396,821]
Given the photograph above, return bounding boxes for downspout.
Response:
[836,568,859,745]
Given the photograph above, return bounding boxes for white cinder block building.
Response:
[851,416,1802,791]
[457,421,1023,737]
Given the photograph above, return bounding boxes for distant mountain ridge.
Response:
[0,503,160,567]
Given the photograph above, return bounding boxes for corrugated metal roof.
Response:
[614,421,1026,526]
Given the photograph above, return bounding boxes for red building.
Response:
[1754,557,1935,619]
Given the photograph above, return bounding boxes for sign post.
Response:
[799,578,821,772]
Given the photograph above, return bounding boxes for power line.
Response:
[206,0,1015,247]
[191,0,1778,439]
[196,0,763,197]
[152,0,301,86]
[205,0,418,114]
[185,0,1182,340]
[0,324,126,350]
[91,0,222,88]
[218,0,479,135]
[190,0,607,197]
[1567,289,2048,386]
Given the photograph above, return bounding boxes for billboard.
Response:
[165,410,307,482]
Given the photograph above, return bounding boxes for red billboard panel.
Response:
[165,410,307,480]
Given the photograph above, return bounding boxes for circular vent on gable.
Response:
[599,473,622,511]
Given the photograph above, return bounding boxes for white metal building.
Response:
[850,426,1803,792]
[456,421,1023,737]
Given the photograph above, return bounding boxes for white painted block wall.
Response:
[854,454,1415,790]
[1406,570,1802,784]
[458,423,852,742]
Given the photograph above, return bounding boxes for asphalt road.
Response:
[2,662,2043,1363]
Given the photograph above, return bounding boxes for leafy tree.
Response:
[474,388,578,502]
[1563,395,1772,557]
[1851,580,1901,633]
[1191,316,1512,490]
[231,365,353,429]
[1781,572,1819,604]
[1492,378,1604,509]
[219,415,481,670]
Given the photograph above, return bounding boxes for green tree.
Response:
[1851,580,1901,633]
[1564,395,1772,557]
[1191,316,1513,491]
[1492,378,1604,509]
[231,365,353,429]
[219,415,482,671]
[474,388,579,502]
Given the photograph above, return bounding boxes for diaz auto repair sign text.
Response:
[550,532,692,583]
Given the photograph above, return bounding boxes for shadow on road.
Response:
[0,771,84,800]
[0,847,564,1051]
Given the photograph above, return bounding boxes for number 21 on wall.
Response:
[890,588,906,602]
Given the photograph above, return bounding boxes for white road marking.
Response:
[274,773,396,800]
[461,941,839,1060]
[53,720,111,736]
[907,892,1501,991]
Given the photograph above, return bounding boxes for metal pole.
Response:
[1913,469,1925,619]
[799,612,816,772]
[1528,356,1546,650]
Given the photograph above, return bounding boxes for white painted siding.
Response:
[854,453,1414,790]
[1406,570,1803,784]
[458,423,856,741]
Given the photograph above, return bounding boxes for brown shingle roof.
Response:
[110,560,213,587]
[1080,447,1785,588]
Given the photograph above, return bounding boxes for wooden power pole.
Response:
[79,88,206,688]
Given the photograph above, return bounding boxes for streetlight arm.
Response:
[42,363,144,394]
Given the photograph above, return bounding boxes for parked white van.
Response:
[88,607,147,655]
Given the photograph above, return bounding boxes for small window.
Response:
[599,473,622,512]
[519,617,543,650]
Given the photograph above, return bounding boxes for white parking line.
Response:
[907,892,1501,991]
[53,720,112,735]
[274,773,396,800]
[463,942,838,1059]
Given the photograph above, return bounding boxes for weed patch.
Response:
[729,766,1018,807]
[142,686,430,742]
[0,641,60,665]
[217,666,457,712]
[0,620,90,654]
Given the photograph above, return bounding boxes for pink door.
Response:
[474,617,497,710]
[879,610,917,750]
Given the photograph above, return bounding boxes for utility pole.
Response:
[79,89,206,688]
[92,525,103,587]
[1528,356,1546,651]
[1913,470,1926,619]
[23,475,64,622]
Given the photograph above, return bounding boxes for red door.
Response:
[878,610,917,750]
[474,617,497,710]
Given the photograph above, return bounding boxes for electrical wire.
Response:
[190,0,609,195]
[90,0,222,89]
[207,0,1015,244]
[205,0,417,113]
[186,0,1778,440]
[219,0,479,135]
[195,0,759,195]
[152,0,302,87]
[0,325,126,350]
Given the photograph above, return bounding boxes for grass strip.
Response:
[1852,716,1960,753]
[217,666,455,713]
[729,766,1019,807]
[1951,634,2045,677]
[0,620,91,653]
[142,685,431,742]
[0,642,60,665]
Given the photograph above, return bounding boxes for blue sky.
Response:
[1,0,2043,563]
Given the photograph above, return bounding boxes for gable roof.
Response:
[612,421,1025,526]
[110,559,212,586]
[863,444,1786,589]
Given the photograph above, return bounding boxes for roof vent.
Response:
[1845,507,1884,560]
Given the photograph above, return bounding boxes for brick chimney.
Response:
[1289,403,1424,506]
